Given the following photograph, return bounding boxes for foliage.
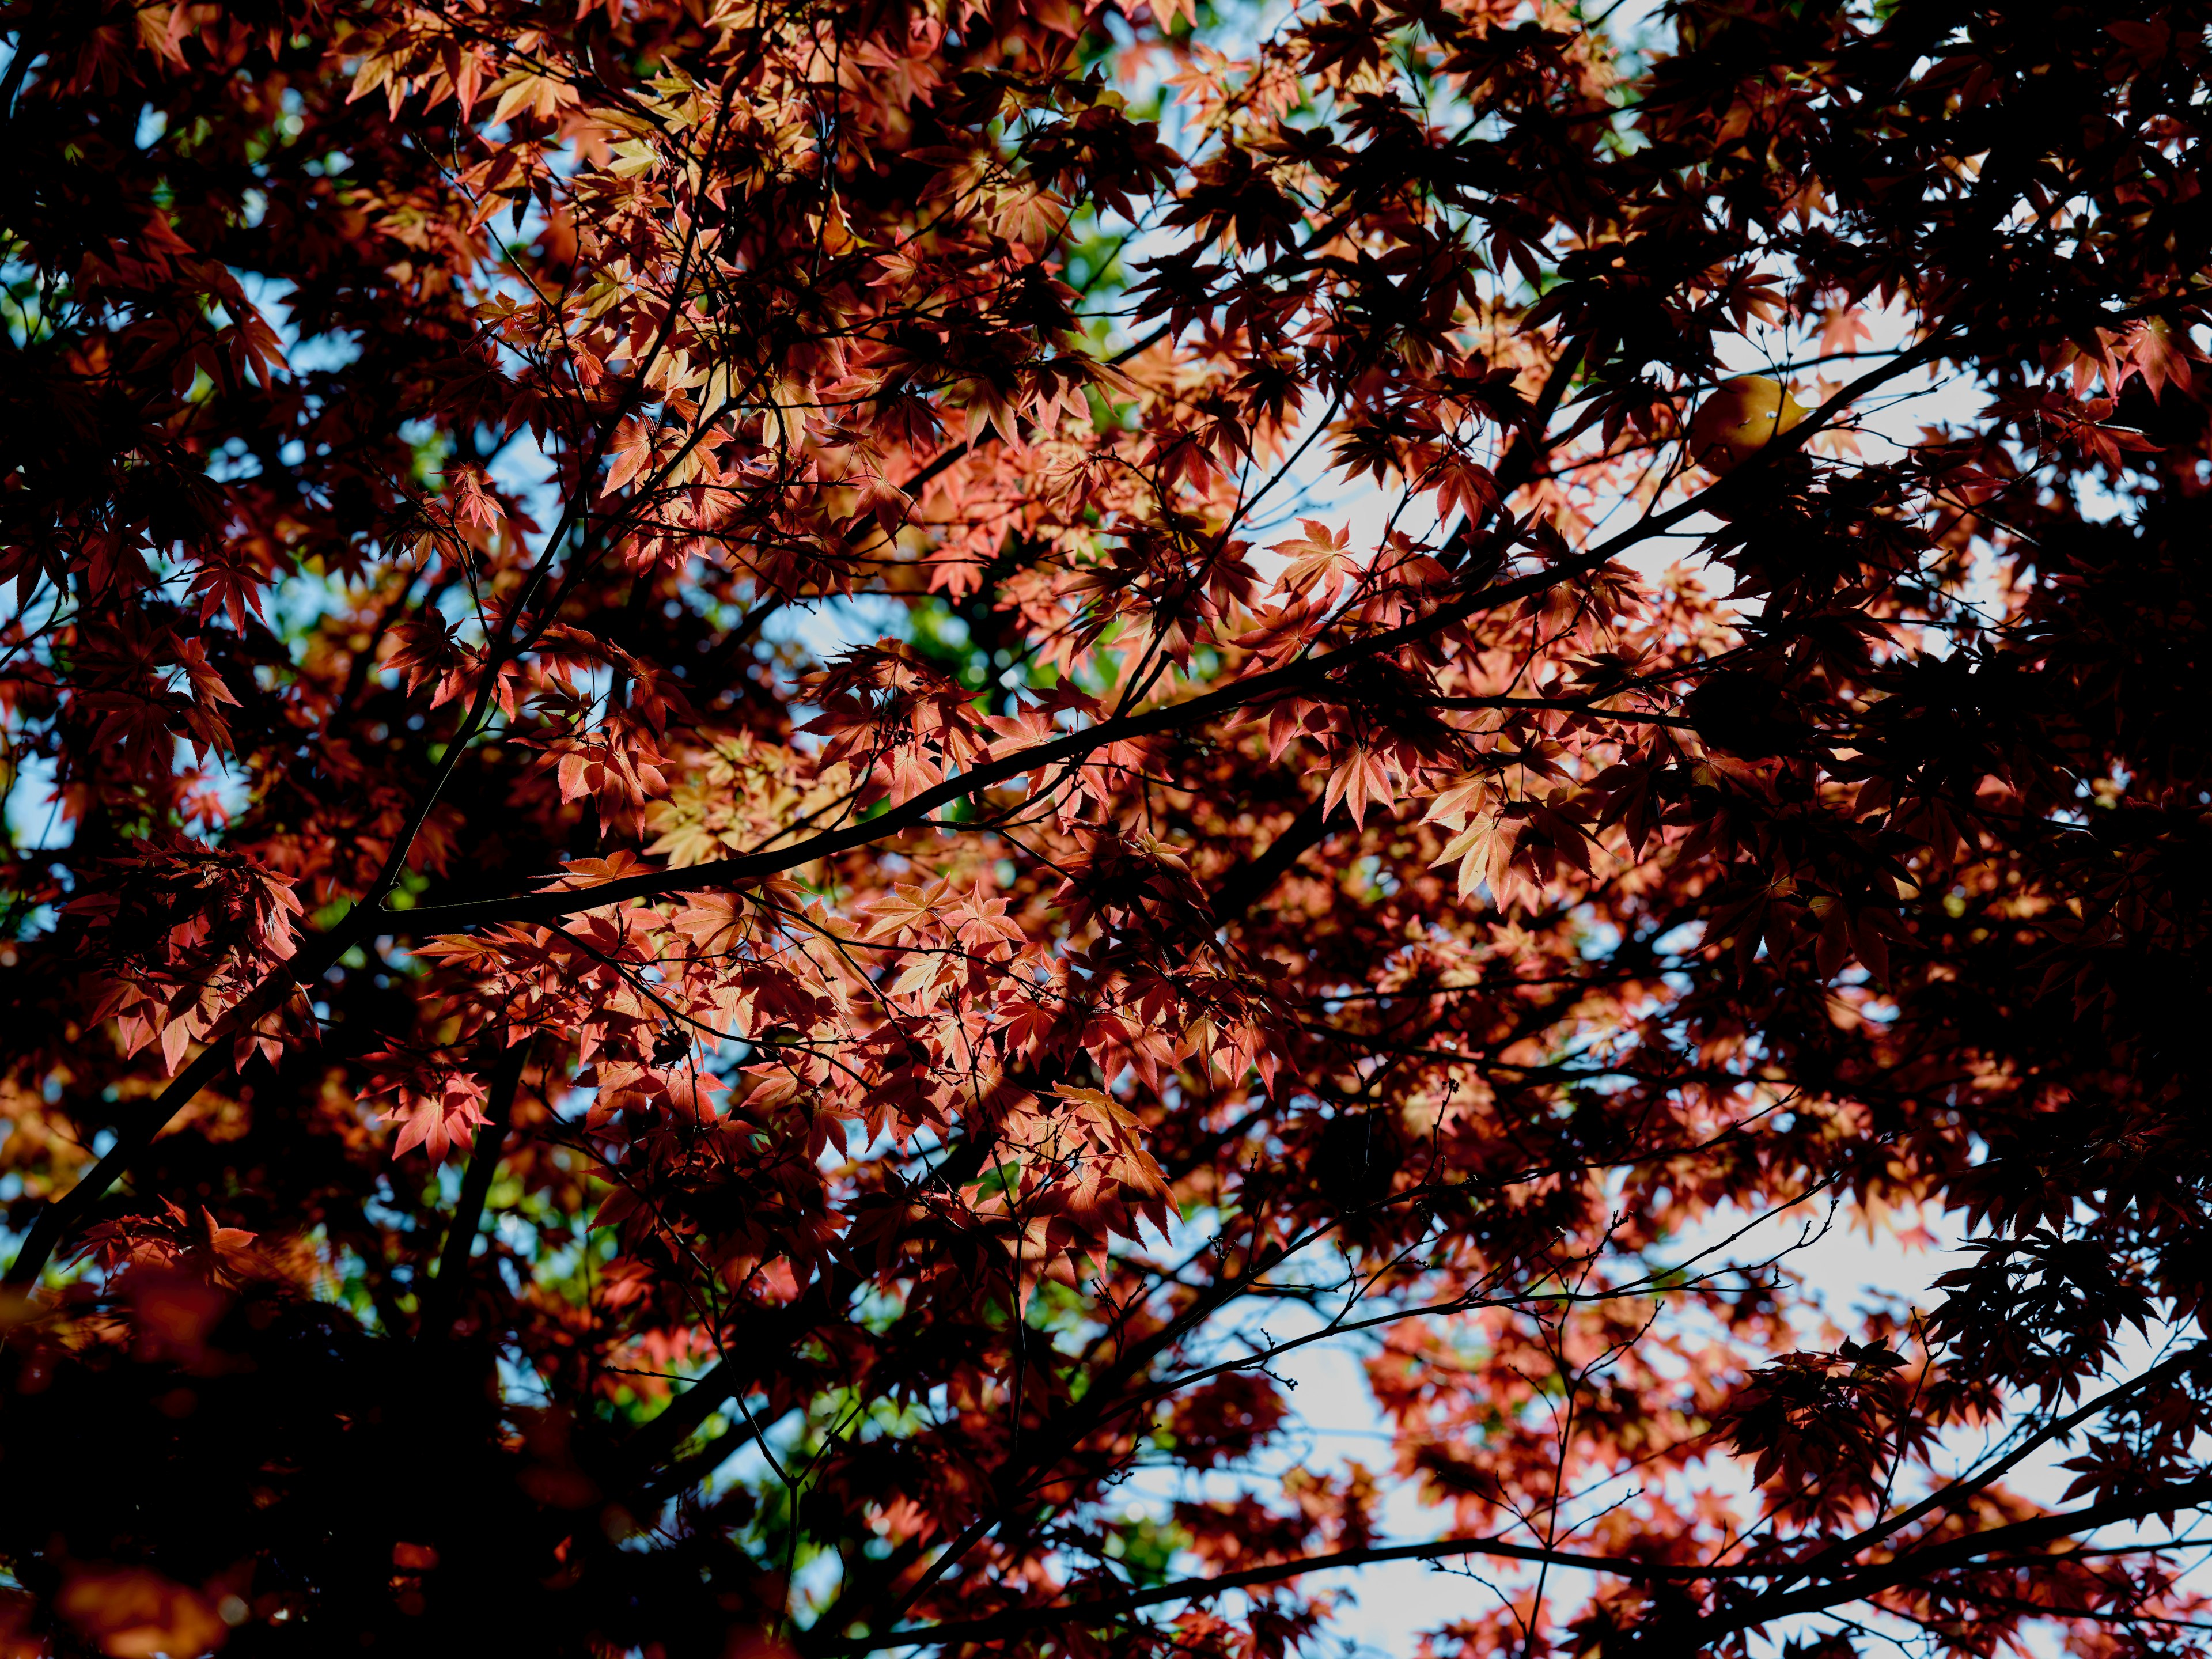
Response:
[1,0,2210,1654]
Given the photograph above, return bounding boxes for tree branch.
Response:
[1767,1343,2210,1595]
[819,1532,1794,1656]
[819,1475,2212,1656]
[612,793,1335,1498]
[377,574,1540,934]
[1210,794,1332,922]
[1657,1476,2212,1653]
[418,1038,531,1339]
[387,340,1945,941]
[0,337,1943,1293]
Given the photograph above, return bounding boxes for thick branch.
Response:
[1210,794,1332,922]
[417,1039,531,1339]
[4,960,317,1287]
[613,1266,863,1486]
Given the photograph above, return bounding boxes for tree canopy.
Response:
[2,0,2210,1654]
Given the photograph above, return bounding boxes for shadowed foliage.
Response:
[2,0,2210,1655]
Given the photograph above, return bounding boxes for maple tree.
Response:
[2,0,2210,1653]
